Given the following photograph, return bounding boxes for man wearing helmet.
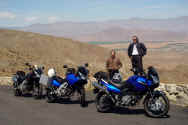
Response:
[106,50,122,80]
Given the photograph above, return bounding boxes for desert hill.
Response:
[0,29,188,84]
[0,29,118,76]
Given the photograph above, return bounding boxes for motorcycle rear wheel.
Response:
[96,93,113,113]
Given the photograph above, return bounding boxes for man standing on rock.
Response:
[128,36,147,75]
[106,50,122,79]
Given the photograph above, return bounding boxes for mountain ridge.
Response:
[9,16,188,42]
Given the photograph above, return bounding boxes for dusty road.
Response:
[0,86,188,125]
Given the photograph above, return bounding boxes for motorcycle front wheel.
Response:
[144,92,170,118]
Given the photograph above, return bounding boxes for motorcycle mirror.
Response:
[63,65,68,68]
[85,63,89,67]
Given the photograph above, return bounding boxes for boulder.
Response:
[158,83,188,106]
[0,77,12,86]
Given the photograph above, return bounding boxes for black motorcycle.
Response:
[12,63,44,99]
[46,64,89,107]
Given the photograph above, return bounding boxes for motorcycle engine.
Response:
[57,82,73,97]
[121,95,137,106]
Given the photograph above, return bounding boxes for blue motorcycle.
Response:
[92,67,170,117]
[46,64,89,107]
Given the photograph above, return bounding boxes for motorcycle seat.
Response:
[54,76,66,84]
[109,80,128,90]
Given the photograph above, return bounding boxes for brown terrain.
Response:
[0,29,113,77]
[101,41,188,84]
[0,29,188,84]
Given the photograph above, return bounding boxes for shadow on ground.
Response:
[57,98,95,107]
[104,107,170,118]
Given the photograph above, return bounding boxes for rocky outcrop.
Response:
[0,77,12,86]
[157,83,188,106]
[0,77,188,106]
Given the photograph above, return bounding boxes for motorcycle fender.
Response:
[143,90,166,104]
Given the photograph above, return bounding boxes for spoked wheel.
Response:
[96,93,113,113]
[46,89,56,103]
[144,92,170,118]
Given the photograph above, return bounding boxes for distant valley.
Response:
[12,16,188,42]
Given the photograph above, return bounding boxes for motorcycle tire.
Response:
[144,92,170,118]
[46,89,56,103]
[96,93,113,113]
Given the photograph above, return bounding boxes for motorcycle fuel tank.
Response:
[66,74,80,85]
[100,80,121,93]
[126,75,152,92]
[52,80,61,87]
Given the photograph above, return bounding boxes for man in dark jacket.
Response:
[106,50,122,79]
[128,36,147,74]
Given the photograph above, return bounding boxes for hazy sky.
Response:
[0,0,187,27]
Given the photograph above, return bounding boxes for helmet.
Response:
[112,73,122,83]
[34,65,38,70]
[48,68,56,78]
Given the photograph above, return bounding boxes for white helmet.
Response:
[34,65,38,70]
[48,68,56,78]
[112,73,122,83]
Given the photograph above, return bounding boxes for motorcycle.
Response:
[92,66,170,117]
[46,63,89,107]
[12,63,44,99]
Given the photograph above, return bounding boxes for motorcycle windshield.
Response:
[66,74,80,85]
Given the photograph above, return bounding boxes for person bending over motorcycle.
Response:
[106,50,122,80]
